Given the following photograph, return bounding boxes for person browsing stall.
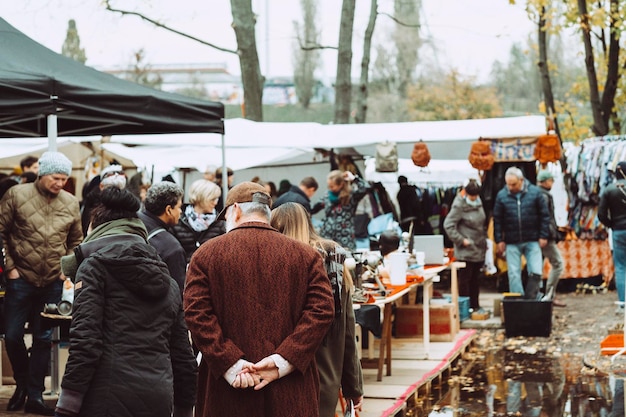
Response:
[271,202,363,416]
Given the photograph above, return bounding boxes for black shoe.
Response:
[6,386,27,411]
[24,398,55,416]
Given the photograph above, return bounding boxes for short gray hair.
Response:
[504,167,524,180]
[238,201,271,221]
[144,182,184,215]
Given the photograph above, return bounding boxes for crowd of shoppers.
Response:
[1,149,606,416]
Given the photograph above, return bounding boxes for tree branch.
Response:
[295,33,338,51]
[103,1,237,54]
[379,12,420,28]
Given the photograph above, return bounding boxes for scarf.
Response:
[465,196,482,207]
[328,190,340,205]
[186,204,216,232]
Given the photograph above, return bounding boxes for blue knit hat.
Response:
[38,152,72,177]
[537,170,554,182]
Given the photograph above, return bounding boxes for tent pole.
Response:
[221,133,227,201]
[47,114,58,152]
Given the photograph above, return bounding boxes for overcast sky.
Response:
[4,0,536,82]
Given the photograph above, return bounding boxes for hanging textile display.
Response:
[563,135,626,239]
[468,139,495,171]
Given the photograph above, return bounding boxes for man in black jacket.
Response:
[138,181,187,297]
[598,161,626,307]
[272,176,324,214]
[493,167,550,299]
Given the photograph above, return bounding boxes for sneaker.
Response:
[552,298,567,308]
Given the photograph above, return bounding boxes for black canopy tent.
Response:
[0,17,224,138]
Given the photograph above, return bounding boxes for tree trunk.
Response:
[600,0,620,131]
[537,7,559,139]
[230,0,264,121]
[334,0,356,124]
[354,0,378,124]
[577,0,606,136]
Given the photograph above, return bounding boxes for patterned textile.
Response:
[542,239,614,282]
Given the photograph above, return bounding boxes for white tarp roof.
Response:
[2,115,544,177]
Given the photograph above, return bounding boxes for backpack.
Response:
[534,133,562,165]
[468,140,495,171]
[375,141,398,172]
[411,141,431,167]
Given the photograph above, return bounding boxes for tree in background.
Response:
[517,0,625,137]
[393,0,420,98]
[104,0,262,120]
[292,0,321,109]
[406,70,502,120]
[230,0,264,121]
[61,19,87,64]
[354,0,378,123]
[125,49,163,89]
[334,0,356,124]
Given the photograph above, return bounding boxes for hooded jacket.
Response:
[57,223,197,417]
[443,194,487,262]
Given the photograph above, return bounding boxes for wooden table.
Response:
[356,261,465,381]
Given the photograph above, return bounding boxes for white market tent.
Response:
[100,114,546,189]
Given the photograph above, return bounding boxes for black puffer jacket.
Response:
[171,205,226,263]
[493,181,550,244]
[598,179,626,230]
[59,240,197,417]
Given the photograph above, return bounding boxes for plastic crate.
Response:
[502,298,552,337]
[444,294,470,322]
[601,334,624,355]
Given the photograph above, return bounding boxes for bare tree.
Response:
[61,19,87,64]
[334,0,356,124]
[393,0,420,98]
[292,0,321,109]
[103,0,264,121]
[354,0,378,123]
[536,6,561,140]
[230,0,264,121]
[577,0,621,136]
[126,49,163,89]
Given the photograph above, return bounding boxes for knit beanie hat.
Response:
[537,170,554,182]
[38,152,72,177]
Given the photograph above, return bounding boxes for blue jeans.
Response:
[505,241,543,296]
[4,277,62,399]
[613,230,626,303]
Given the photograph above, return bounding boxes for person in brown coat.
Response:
[184,182,335,417]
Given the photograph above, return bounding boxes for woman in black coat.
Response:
[55,188,197,417]
[172,179,225,263]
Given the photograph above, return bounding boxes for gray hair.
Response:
[238,201,271,221]
[504,167,525,180]
[144,181,184,215]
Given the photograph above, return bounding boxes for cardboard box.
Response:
[395,303,456,341]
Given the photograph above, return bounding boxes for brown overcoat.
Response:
[184,222,335,417]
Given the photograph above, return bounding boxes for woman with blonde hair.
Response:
[320,169,370,251]
[172,179,225,263]
[270,202,363,417]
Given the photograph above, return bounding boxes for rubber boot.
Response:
[525,273,542,300]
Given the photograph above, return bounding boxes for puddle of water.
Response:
[406,343,625,417]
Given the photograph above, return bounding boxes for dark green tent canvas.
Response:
[0,18,224,138]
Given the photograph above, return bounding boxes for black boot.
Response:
[6,386,26,411]
[24,398,55,416]
[525,273,542,300]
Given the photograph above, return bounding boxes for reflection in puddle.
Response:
[406,334,625,417]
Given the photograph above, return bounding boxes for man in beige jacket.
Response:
[0,151,82,415]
